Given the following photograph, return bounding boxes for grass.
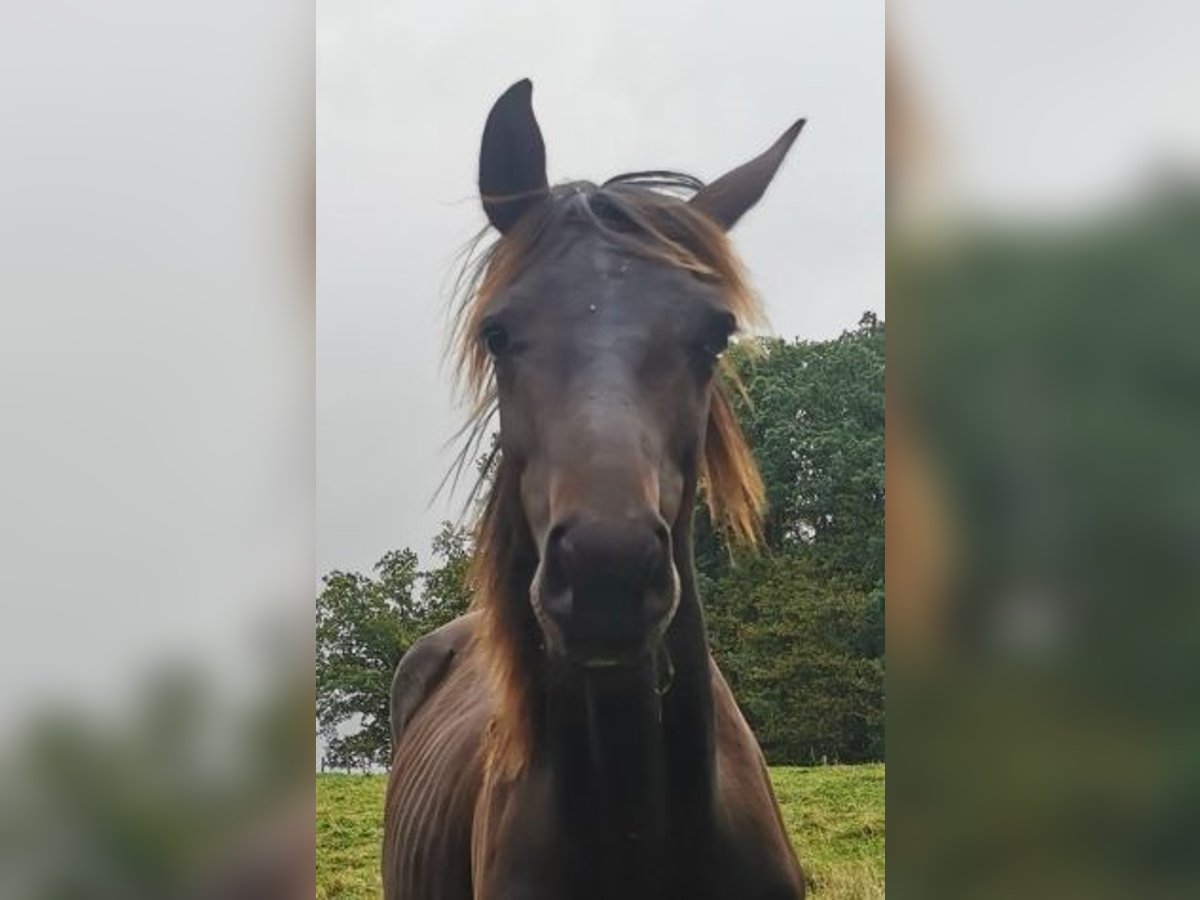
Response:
[771,764,885,899]
[316,774,391,899]
[316,764,884,899]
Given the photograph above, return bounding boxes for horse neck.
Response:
[538,520,717,846]
[543,660,668,840]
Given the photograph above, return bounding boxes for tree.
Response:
[316,563,413,772]
[706,554,884,763]
[421,522,474,630]
[698,315,886,763]
[731,313,885,589]
[315,525,472,771]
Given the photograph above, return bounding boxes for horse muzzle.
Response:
[532,513,679,664]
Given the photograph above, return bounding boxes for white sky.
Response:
[317,0,886,574]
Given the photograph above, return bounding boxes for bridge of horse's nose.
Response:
[540,515,673,643]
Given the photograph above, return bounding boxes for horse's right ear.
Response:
[479,79,549,234]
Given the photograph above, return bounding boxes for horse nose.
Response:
[545,515,672,596]
[539,514,675,658]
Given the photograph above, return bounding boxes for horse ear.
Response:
[479,79,549,234]
[690,119,806,230]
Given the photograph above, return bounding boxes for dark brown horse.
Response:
[383,80,806,900]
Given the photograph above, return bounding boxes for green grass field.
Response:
[317,764,883,898]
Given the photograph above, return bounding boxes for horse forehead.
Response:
[511,236,712,324]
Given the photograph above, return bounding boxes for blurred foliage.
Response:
[0,633,312,899]
[888,185,1200,897]
[893,187,1200,643]
[316,522,472,771]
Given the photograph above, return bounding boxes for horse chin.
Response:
[541,634,655,670]
[541,618,672,673]
[567,645,656,672]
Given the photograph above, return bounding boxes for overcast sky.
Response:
[317,0,885,574]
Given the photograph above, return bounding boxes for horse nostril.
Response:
[543,523,573,593]
[545,523,567,560]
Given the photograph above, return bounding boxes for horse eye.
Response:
[701,315,736,359]
[481,323,510,356]
[703,331,730,358]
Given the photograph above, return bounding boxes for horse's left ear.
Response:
[690,119,806,230]
[479,79,550,234]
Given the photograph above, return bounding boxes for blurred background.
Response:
[0,2,313,897]
[888,1,1200,896]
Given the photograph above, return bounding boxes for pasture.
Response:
[317,764,884,899]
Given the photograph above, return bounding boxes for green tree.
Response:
[699,314,885,763]
[421,521,474,629]
[707,554,884,763]
[316,561,413,772]
[315,525,472,771]
[732,312,884,588]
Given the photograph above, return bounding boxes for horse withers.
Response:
[383,79,806,900]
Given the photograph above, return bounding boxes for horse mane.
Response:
[445,174,767,772]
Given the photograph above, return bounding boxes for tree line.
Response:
[317,313,884,769]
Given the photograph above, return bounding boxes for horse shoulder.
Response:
[709,658,807,899]
[383,612,486,900]
[389,610,480,748]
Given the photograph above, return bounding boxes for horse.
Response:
[383,79,807,900]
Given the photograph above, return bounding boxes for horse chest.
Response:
[474,769,802,900]
[475,829,800,900]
